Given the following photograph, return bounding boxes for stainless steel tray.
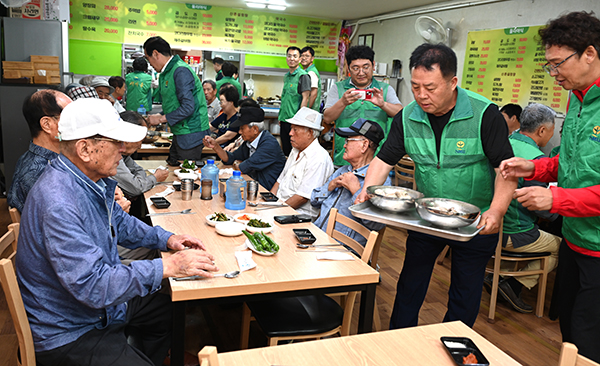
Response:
[349,201,483,242]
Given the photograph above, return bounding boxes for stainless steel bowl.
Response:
[367,185,423,213]
[416,198,481,229]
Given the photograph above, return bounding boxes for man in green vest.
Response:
[486,103,560,314]
[500,11,600,362]
[323,45,403,166]
[300,46,321,111]
[125,57,153,113]
[279,46,311,156]
[143,36,209,162]
[215,62,243,99]
[357,43,518,330]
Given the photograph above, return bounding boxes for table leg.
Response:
[171,301,186,366]
[357,283,376,333]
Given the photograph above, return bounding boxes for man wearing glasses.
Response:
[323,45,403,166]
[500,11,600,363]
[278,46,311,156]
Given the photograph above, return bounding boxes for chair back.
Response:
[558,342,600,366]
[0,223,19,261]
[324,208,379,264]
[394,155,417,190]
[198,346,220,366]
[9,207,21,224]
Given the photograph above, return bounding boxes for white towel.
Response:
[152,187,175,198]
[235,251,257,272]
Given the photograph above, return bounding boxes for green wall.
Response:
[69,40,122,76]
[245,54,337,72]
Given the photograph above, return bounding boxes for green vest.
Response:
[278,67,308,122]
[216,76,243,101]
[503,133,545,234]
[157,55,208,135]
[557,83,600,250]
[305,64,321,111]
[333,78,390,166]
[125,71,152,112]
[403,87,495,212]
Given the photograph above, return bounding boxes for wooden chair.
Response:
[394,155,416,189]
[9,207,21,224]
[485,222,551,321]
[198,346,219,366]
[240,208,379,348]
[558,342,600,366]
[0,224,35,366]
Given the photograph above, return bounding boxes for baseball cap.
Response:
[58,99,147,142]
[89,77,115,94]
[285,107,324,131]
[229,105,265,129]
[334,118,384,146]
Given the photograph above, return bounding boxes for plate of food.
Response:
[242,230,279,255]
[206,212,233,226]
[416,198,481,229]
[174,169,199,180]
[215,222,246,236]
[234,213,260,224]
[366,185,423,213]
[180,159,197,170]
[245,218,274,233]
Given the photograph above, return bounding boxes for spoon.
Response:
[172,270,240,281]
[147,209,193,217]
[296,243,343,249]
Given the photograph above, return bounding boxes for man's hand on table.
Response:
[154,168,169,182]
[513,186,553,211]
[167,234,206,251]
[162,249,218,279]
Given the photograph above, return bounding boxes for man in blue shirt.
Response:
[203,100,286,190]
[16,98,218,366]
[311,118,390,244]
[7,89,72,213]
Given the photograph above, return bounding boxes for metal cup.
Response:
[201,179,213,200]
[181,178,193,201]
[247,180,258,201]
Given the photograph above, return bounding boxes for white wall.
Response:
[351,0,600,153]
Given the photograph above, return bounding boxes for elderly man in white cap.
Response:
[15,98,218,366]
[271,107,334,219]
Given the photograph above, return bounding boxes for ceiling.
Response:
[178,0,448,21]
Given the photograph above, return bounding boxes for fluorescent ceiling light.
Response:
[267,4,286,10]
[246,2,266,8]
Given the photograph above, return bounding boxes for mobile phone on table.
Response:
[274,214,312,225]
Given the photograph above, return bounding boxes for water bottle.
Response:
[137,104,147,116]
[201,159,219,194]
[225,171,246,210]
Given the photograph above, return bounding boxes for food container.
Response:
[366,185,423,213]
[440,336,489,365]
[416,198,481,229]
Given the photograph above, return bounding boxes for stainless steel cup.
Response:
[181,178,193,201]
[247,180,258,201]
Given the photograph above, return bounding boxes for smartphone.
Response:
[260,192,279,202]
[440,337,489,366]
[353,89,372,100]
[274,214,312,225]
[293,229,317,244]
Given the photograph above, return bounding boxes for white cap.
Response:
[58,99,147,142]
[89,77,115,94]
[285,107,324,131]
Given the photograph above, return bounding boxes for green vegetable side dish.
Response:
[243,230,279,253]
[182,159,196,170]
[180,168,190,173]
[247,218,272,228]
[210,212,229,221]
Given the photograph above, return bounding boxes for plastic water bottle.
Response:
[225,171,246,210]
[137,104,147,116]
[201,159,219,194]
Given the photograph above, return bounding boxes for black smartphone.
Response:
[149,197,171,209]
[260,192,279,202]
[274,214,312,225]
[440,337,489,366]
[293,229,317,244]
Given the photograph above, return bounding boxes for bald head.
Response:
[23,89,71,139]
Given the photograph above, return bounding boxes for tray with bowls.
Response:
[416,198,481,229]
[366,185,424,213]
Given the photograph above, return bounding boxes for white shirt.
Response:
[206,97,221,123]
[246,131,264,156]
[276,138,334,219]
[307,70,319,89]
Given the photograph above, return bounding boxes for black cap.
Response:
[334,118,384,146]
[229,105,265,129]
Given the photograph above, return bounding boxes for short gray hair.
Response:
[520,103,556,133]
[311,129,320,139]
[248,121,265,132]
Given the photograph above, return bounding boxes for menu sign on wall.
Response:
[461,25,569,115]
[68,0,341,59]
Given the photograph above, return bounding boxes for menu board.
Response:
[461,25,569,115]
[68,0,341,59]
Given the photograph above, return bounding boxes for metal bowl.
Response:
[366,185,423,213]
[416,198,481,229]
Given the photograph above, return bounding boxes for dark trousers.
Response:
[279,121,291,157]
[557,239,600,363]
[36,292,172,366]
[389,231,497,329]
[170,135,204,161]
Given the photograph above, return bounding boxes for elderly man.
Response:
[357,43,517,329]
[323,45,403,166]
[15,98,217,366]
[203,79,221,123]
[126,57,153,113]
[203,100,285,190]
[311,118,391,244]
[300,46,321,111]
[272,107,333,219]
[144,36,210,161]
[483,103,561,314]
[500,103,523,135]
[500,11,600,362]
[90,77,125,113]
[8,89,72,213]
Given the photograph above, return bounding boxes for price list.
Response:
[461,26,569,114]
[69,0,341,59]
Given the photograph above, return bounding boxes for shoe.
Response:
[498,279,533,313]
[483,274,493,294]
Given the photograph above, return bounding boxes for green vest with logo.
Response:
[279,67,308,122]
[403,87,495,212]
[503,133,545,234]
[216,76,243,101]
[334,78,390,165]
[125,71,152,112]
[158,55,208,135]
[305,64,321,111]
[557,83,600,251]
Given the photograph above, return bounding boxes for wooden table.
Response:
[210,321,521,365]
[144,171,379,366]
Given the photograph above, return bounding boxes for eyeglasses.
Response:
[350,64,372,74]
[344,138,367,144]
[286,54,300,59]
[542,51,578,75]
[92,137,125,147]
